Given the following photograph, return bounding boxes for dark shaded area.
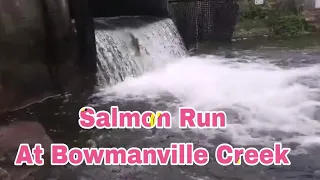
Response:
[69,0,97,73]
[169,0,239,50]
[88,0,168,18]
[41,0,66,93]
[0,0,97,112]
[94,16,169,30]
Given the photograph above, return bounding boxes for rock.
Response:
[0,121,51,157]
[0,121,53,180]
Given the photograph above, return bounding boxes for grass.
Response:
[236,19,267,30]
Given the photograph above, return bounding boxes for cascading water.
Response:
[94,17,186,86]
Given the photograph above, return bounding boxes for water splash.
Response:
[94,17,186,86]
[95,55,320,148]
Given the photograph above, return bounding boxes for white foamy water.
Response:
[95,17,186,86]
[95,55,320,149]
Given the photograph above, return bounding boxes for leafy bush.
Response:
[267,14,312,36]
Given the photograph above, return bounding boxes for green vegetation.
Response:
[268,14,312,37]
[238,0,313,37]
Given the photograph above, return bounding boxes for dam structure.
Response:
[69,0,240,73]
[0,0,239,112]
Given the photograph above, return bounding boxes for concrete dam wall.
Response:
[0,0,78,112]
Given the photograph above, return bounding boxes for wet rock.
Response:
[0,121,53,180]
[0,121,51,157]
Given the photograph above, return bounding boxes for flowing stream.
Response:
[2,16,320,180]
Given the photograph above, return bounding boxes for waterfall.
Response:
[94,16,186,86]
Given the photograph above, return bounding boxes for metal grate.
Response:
[168,0,239,50]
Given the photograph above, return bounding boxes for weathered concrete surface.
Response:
[0,0,95,112]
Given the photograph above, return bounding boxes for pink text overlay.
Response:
[14,142,291,166]
[78,106,227,129]
[215,143,291,166]
[14,143,209,166]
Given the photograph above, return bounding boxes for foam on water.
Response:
[95,55,320,149]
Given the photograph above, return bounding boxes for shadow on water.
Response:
[0,95,90,147]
